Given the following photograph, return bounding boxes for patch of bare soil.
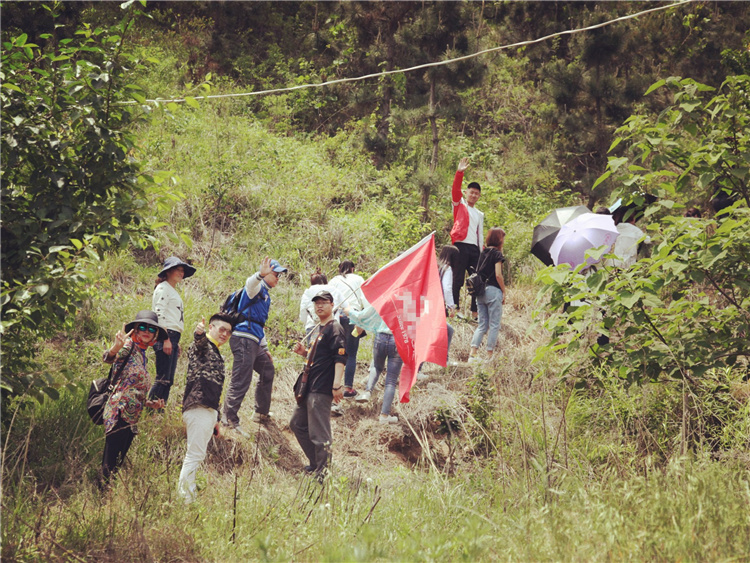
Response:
[209,359,475,476]
[205,286,543,477]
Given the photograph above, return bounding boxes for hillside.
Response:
[2,2,750,561]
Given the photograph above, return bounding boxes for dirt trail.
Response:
[205,292,540,477]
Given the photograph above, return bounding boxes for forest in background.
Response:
[2,1,750,560]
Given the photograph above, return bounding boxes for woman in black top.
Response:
[469,227,507,361]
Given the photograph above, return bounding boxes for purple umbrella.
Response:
[530,205,591,266]
[550,213,619,269]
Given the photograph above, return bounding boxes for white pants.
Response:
[177,407,217,503]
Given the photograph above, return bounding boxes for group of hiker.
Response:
[97,157,508,501]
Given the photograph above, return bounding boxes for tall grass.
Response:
[4,53,750,562]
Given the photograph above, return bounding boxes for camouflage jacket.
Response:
[182,331,225,416]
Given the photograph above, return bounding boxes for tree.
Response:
[1,4,172,400]
[536,75,750,395]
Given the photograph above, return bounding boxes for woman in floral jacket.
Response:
[100,311,167,486]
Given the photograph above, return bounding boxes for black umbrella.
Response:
[531,205,591,266]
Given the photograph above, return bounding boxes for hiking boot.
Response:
[343,388,358,398]
[252,411,273,424]
[355,390,371,403]
[378,414,398,425]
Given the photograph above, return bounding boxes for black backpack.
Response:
[465,251,491,298]
[220,288,247,323]
[220,288,263,326]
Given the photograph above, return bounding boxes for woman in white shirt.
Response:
[149,256,196,404]
[438,245,459,363]
[328,260,366,398]
[299,270,343,337]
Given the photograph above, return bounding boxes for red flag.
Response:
[360,233,448,403]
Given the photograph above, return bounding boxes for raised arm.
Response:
[244,257,274,299]
[452,157,470,205]
[103,325,133,364]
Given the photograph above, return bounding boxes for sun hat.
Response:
[158,256,197,279]
[125,310,168,341]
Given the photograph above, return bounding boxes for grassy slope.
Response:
[3,75,750,562]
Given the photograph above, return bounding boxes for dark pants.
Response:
[223,335,275,427]
[289,393,333,474]
[149,329,181,404]
[101,420,135,486]
[452,242,480,313]
[339,315,361,389]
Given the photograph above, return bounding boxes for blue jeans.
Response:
[339,315,361,389]
[366,332,403,415]
[149,329,181,404]
[470,285,503,352]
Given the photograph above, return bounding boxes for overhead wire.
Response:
[127,0,694,105]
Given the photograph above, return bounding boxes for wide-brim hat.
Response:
[125,310,169,341]
[158,256,196,279]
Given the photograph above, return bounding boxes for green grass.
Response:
[4,41,750,562]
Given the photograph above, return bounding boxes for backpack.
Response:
[465,251,491,298]
[86,343,135,425]
[465,272,485,298]
[220,288,263,326]
[220,288,247,323]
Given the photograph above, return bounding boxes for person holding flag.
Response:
[350,303,403,424]
[354,233,448,406]
[290,290,347,478]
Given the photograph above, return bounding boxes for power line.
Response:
[129,0,694,106]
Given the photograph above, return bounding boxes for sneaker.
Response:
[416,372,428,381]
[251,411,273,424]
[468,356,481,366]
[331,403,343,417]
[355,390,371,403]
[343,388,358,398]
[303,464,315,474]
[378,414,398,425]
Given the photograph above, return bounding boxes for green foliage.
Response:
[537,209,750,390]
[466,368,499,454]
[0,5,175,399]
[537,75,750,398]
[602,75,750,211]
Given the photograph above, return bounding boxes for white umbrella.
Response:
[549,213,619,269]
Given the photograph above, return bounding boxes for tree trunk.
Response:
[422,77,439,219]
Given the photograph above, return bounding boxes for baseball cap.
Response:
[312,290,334,303]
[269,259,288,273]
